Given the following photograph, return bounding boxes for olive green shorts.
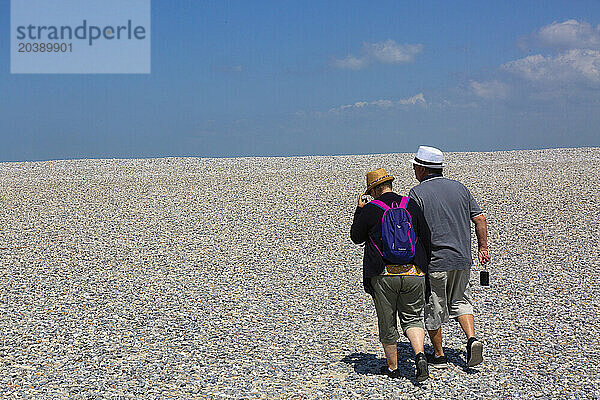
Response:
[370,275,426,344]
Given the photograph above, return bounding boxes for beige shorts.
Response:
[425,269,474,331]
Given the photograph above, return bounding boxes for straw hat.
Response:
[365,168,394,194]
[412,146,446,168]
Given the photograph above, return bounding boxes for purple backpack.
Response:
[369,197,417,264]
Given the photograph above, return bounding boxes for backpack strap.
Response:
[399,196,409,209]
[370,199,390,211]
[369,200,390,259]
[370,237,385,258]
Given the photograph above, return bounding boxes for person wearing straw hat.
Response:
[350,168,432,382]
[409,146,490,369]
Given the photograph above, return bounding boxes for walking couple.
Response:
[350,145,490,382]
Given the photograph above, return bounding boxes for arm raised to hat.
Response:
[350,196,369,245]
[357,194,369,208]
[472,214,490,264]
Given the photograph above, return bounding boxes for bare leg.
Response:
[405,327,425,355]
[457,314,475,339]
[428,328,444,356]
[382,343,398,370]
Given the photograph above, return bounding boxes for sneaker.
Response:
[415,352,429,382]
[426,353,449,369]
[466,337,483,367]
[380,365,400,379]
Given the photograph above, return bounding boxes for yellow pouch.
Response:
[382,264,425,276]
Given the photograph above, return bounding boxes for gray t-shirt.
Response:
[409,176,482,272]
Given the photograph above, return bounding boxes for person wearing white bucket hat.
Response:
[412,146,446,169]
[409,145,490,369]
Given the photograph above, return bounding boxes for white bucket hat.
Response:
[412,146,445,168]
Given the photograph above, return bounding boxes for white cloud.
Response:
[364,40,423,64]
[534,19,600,50]
[518,20,600,51]
[502,49,600,85]
[332,39,423,70]
[461,20,600,104]
[328,93,426,113]
[332,55,368,70]
[470,80,510,99]
[398,93,426,105]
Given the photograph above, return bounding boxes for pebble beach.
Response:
[1,147,599,399]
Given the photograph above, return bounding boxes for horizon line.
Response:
[1,145,598,165]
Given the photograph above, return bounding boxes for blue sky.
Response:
[2,0,600,161]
